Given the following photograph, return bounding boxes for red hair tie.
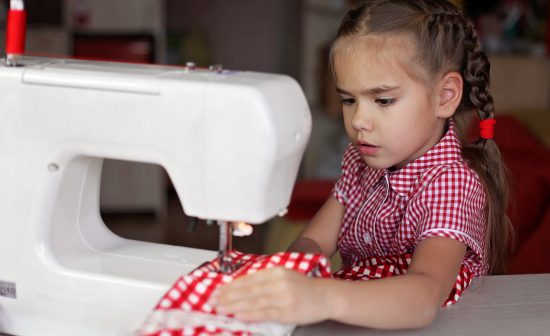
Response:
[479,118,496,139]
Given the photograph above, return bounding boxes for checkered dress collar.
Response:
[387,120,462,197]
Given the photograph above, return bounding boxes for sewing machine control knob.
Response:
[47,163,59,172]
[185,62,196,71]
[209,64,224,73]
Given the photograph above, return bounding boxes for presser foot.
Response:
[217,220,252,274]
[218,254,243,274]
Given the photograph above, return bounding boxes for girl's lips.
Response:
[356,142,380,156]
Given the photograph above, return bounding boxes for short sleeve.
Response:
[332,144,363,206]
[413,165,487,272]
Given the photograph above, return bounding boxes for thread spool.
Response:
[5,1,26,66]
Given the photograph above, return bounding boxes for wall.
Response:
[166,0,301,79]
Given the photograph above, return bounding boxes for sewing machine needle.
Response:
[218,221,233,274]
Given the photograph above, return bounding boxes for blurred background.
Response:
[1,0,548,274]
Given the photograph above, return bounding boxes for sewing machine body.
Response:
[0,57,311,335]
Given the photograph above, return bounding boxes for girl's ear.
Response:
[436,71,463,118]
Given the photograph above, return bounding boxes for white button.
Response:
[364,232,372,244]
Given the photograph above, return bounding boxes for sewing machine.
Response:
[0,56,311,335]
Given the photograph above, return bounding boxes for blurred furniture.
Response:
[490,55,550,146]
[497,116,550,274]
[65,0,166,63]
[489,56,550,273]
[73,33,155,63]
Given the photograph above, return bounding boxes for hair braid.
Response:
[462,19,494,122]
[458,14,513,275]
[422,10,514,274]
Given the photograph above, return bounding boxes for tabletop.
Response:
[294,273,550,336]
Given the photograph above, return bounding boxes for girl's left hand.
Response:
[216,267,331,325]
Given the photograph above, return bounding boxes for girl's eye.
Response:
[340,98,355,106]
[375,98,396,107]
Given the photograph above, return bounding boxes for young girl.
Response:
[218,0,512,329]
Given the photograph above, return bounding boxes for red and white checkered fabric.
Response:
[136,250,474,335]
[333,253,475,306]
[135,251,331,336]
[333,120,488,277]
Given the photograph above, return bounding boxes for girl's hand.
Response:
[217,267,331,325]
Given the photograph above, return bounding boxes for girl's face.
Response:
[333,36,448,170]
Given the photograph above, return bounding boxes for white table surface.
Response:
[293,273,550,336]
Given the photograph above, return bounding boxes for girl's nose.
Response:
[351,106,374,132]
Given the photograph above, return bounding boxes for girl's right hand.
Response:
[217,267,333,325]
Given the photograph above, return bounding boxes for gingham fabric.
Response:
[333,253,475,306]
[136,251,473,335]
[332,120,487,291]
[135,251,331,336]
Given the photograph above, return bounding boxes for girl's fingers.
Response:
[219,268,290,301]
[232,267,289,287]
[219,289,282,315]
[218,282,274,310]
[218,279,279,309]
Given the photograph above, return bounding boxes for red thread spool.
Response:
[6,9,27,55]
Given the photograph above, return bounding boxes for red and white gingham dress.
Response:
[332,121,487,305]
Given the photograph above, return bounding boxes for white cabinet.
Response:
[64,0,166,63]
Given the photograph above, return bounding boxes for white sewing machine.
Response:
[0,56,311,335]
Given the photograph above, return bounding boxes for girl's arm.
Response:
[327,236,466,329]
[287,196,344,256]
[218,236,466,329]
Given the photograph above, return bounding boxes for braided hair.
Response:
[331,0,512,274]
